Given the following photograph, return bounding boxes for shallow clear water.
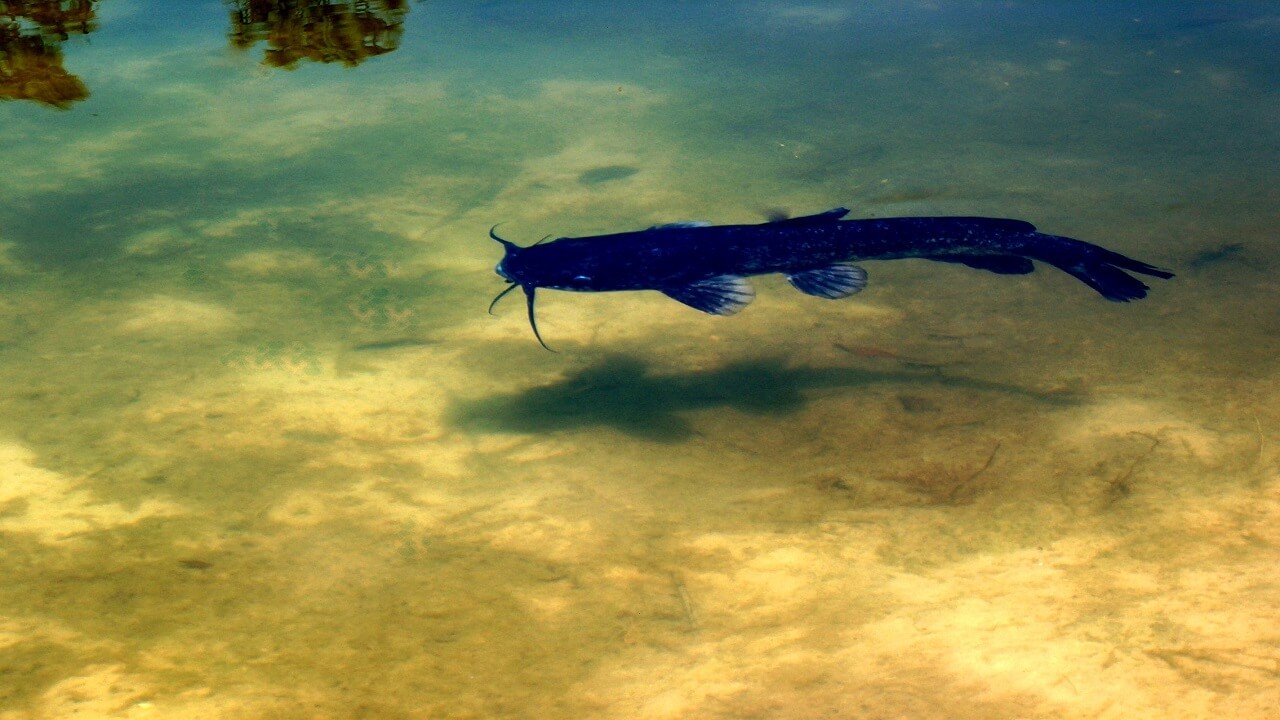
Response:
[2,1,1278,718]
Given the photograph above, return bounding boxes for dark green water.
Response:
[1,2,1277,718]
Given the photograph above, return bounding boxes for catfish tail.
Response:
[1021,232,1173,302]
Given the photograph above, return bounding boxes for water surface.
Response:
[1,2,1278,718]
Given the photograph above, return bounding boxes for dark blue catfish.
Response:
[488,208,1172,349]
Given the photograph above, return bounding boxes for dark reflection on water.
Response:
[449,355,1078,442]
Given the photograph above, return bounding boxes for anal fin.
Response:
[786,264,869,299]
[925,254,1035,275]
[662,275,755,315]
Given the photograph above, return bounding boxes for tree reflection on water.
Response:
[0,1,96,108]
[1,1,419,110]
[228,0,411,69]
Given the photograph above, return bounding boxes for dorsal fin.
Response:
[649,221,712,230]
[937,217,1038,234]
[766,207,849,226]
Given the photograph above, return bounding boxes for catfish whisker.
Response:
[488,282,519,315]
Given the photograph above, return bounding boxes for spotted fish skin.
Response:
[489,208,1172,348]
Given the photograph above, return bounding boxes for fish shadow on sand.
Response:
[447,355,1078,443]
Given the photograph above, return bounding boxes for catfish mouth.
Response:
[490,225,521,284]
[495,259,515,283]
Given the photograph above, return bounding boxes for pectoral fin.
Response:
[662,275,755,315]
[786,264,869,299]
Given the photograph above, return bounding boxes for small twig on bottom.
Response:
[1107,432,1161,500]
[947,440,1001,502]
[671,572,699,630]
[1253,413,1265,465]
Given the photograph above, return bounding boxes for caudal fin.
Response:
[1030,233,1174,302]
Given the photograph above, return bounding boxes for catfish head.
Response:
[489,226,555,351]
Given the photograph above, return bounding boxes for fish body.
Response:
[490,208,1172,349]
